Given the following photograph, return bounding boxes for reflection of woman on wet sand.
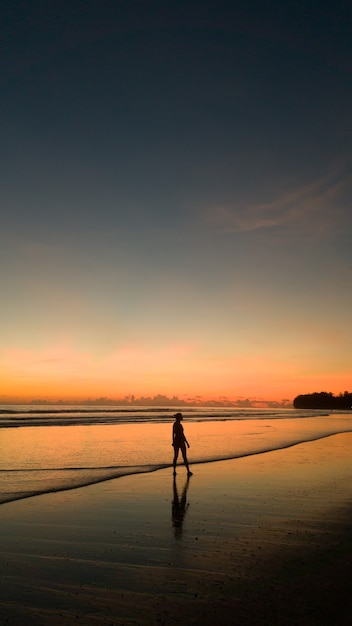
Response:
[172,476,190,538]
[172,413,192,476]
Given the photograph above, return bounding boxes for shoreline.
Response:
[1,432,352,624]
[3,414,352,506]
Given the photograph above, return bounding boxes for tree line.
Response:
[293,391,352,409]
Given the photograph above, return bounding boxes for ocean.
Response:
[1,405,352,505]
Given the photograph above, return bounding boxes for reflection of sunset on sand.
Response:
[1,434,352,624]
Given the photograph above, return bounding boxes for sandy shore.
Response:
[1,432,352,625]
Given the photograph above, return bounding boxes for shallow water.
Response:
[1,406,351,504]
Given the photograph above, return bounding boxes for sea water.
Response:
[1,405,351,505]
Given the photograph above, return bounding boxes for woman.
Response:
[172,413,192,476]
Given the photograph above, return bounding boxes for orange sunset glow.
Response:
[1,335,351,404]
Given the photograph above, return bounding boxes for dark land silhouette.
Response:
[294,391,352,409]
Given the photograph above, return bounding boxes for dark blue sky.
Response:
[2,1,350,228]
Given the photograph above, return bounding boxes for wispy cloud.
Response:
[205,159,352,238]
[1,340,197,380]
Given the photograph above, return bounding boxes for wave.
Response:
[0,407,169,415]
[0,405,331,428]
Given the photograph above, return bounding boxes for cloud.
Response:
[1,344,93,377]
[205,158,352,237]
[0,340,197,381]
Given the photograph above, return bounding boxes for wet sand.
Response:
[1,433,352,625]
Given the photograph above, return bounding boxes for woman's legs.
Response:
[174,443,192,475]
[173,446,179,474]
[181,444,192,474]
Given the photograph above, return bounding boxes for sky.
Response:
[1,0,351,405]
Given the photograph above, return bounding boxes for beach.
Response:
[1,431,352,625]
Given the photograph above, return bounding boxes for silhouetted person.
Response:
[172,412,192,476]
[172,475,190,538]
